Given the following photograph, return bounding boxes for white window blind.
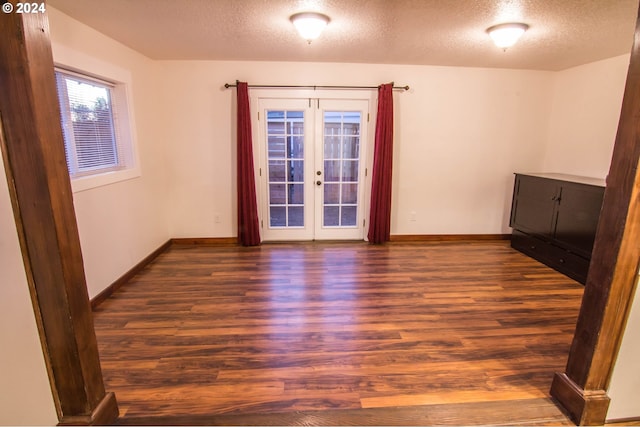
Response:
[55,69,125,178]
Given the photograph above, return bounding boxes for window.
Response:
[54,68,137,190]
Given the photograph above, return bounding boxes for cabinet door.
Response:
[510,175,559,238]
[554,183,604,258]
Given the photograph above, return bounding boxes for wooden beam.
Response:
[0,6,118,425]
[550,3,640,425]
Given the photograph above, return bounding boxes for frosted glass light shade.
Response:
[486,23,529,49]
[290,12,330,43]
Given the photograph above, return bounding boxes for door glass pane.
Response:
[324,112,342,134]
[343,137,360,159]
[270,206,286,226]
[323,111,361,228]
[343,120,360,135]
[342,160,358,181]
[324,206,340,226]
[342,183,358,204]
[288,184,304,204]
[267,120,285,135]
[267,110,305,227]
[288,160,304,182]
[288,136,304,159]
[268,136,285,158]
[269,184,285,204]
[288,111,304,133]
[324,183,340,204]
[324,160,341,182]
[288,206,304,227]
[269,160,285,182]
[341,206,357,226]
[324,136,341,158]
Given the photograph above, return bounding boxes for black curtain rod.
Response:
[224,83,410,91]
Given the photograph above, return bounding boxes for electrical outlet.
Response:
[214,214,221,224]
[410,211,417,222]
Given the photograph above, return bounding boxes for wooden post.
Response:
[0,4,118,425]
[550,4,640,425]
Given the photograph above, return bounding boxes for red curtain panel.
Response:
[236,82,261,246]
[368,83,394,244]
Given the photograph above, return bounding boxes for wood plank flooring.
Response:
[92,240,583,425]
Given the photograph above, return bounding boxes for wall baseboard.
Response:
[171,237,238,245]
[606,416,640,425]
[390,234,511,242]
[172,235,511,245]
[90,240,172,310]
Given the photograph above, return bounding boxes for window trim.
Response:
[55,69,121,177]
[52,61,140,193]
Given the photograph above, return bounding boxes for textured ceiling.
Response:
[47,0,639,71]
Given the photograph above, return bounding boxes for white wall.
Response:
[607,272,640,421]
[159,60,554,238]
[48,8,171,298]
[543,55,630,178]
[0,160,58,425]
[391,66,552,234]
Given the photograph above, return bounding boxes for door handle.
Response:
[316,180,322,186]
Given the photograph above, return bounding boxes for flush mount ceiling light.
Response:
[290,12,330,43]
[486,23,529,49]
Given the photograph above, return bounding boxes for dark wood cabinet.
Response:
[509,173,605,284]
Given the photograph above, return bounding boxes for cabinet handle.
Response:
[530,245,536,249]
[559,258,565,263]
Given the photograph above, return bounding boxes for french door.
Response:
[256,96,370,241]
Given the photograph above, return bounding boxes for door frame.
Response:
[251,89,375,242]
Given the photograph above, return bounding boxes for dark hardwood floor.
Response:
[92,240,583,425]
